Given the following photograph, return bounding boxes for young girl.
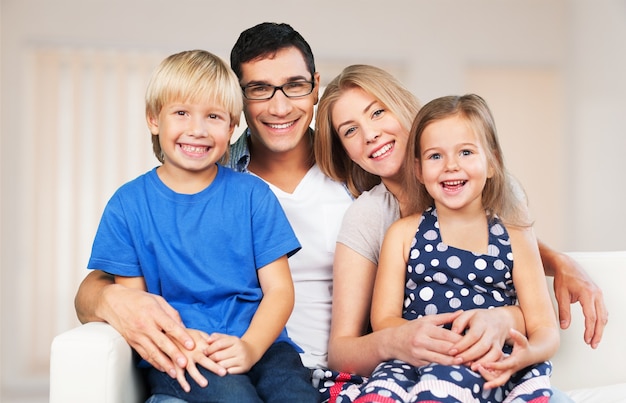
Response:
[363,94,560,402]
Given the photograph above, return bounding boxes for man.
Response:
[75,22,606,402]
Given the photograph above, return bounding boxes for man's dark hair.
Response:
[230,22,316,80]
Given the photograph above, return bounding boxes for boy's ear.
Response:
[146,113,159,135]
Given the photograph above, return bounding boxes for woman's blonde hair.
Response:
[314,64,421,198]
[145,49,243,164]
[405,94,531,227]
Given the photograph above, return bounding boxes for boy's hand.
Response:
[205,333,259,374]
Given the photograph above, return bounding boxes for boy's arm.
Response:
[113,273,147,290]
[74,270,195,378]
[208,255,295,374]
[244,255,295,358]
[538,240,608,348]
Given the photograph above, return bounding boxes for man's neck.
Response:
[247,132,314,193]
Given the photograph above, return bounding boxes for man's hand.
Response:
[551,253,608,348]
[539,242,609,348]
[98,283,195,377]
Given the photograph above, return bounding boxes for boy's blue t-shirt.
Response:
[88,165,301,346]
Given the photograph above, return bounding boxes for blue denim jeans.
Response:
[145,341,319,403]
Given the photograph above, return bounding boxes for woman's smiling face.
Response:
[331,87,409,182]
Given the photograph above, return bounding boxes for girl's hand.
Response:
[449,308,513,365]
[473,328,531,389]
[205,333,258,374]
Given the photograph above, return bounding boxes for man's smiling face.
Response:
[239,46,320,154]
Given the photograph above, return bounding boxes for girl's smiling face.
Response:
[331,87,409,183]
[418,114,493,213]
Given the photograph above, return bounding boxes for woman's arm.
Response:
[74,270,194,377]
[329,239,463,376]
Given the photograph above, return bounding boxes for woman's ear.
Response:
[486,158,496,179]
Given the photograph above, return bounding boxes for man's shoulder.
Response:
[227,129,250,172]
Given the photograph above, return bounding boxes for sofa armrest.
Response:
[50,322,147,403]
[548,251,626,394]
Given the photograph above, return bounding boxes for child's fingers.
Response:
[474,364,510,389]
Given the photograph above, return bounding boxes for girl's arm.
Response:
[477,226,560,388]
[207,255,294,374]
[510,227,560,363]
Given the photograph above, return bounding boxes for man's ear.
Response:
[146,113,159,135]
[312,72,321,105]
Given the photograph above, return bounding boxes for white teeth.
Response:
[443,180,465,186]
[371,143,393,158]
[181,144,208,153]
[268,122,294,129]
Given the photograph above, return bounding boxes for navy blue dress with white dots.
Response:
[344,207,553,403]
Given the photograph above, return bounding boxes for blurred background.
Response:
[1,0,625,401]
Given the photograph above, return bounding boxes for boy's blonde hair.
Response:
[145,50,243,164]
[314,64,421,198]
[405,94,531,227]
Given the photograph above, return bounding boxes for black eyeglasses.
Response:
[242,81,315,100]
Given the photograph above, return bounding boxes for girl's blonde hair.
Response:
[145,49,243,164]
[405,94,531,227]
[315,64,421,198]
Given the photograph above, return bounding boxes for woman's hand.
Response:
[387,311,464,367]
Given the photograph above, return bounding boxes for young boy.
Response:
[86,49,318,402]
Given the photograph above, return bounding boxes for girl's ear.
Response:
[146,113,159,135]
[414,158,424,184]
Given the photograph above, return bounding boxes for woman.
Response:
[314,65,578,401]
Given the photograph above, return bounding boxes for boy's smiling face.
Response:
[147,99,235,191]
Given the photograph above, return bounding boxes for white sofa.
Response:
[50,251,626,403]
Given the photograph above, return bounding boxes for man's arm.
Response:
[74,270,195,377]
[538,240,608,348]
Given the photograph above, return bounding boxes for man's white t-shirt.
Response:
[267,164,352,369]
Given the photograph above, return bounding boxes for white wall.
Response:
[2,0,625,401]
